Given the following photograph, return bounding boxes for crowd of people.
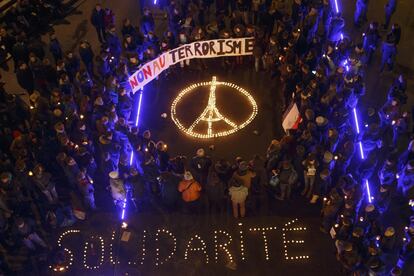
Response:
[0,0,413,274]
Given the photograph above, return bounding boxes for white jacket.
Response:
[229,186,249,204]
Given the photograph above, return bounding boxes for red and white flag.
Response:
[282,102,302,132]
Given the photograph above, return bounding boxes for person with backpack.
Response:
[178,171,202,214]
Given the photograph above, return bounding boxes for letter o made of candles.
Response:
[171,76,258,139]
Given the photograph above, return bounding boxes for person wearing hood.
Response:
[178,171,202,214]
[231,161,256,191]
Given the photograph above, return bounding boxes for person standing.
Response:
[178,171,202,214]
[276,160,297,200]
[384,0,397,30]
[354,0,369,28]
[380,36,397,73]
[190,148,212,186]
[363,22,380,65]
[16,62,34,93]
[228,177,248,219]
[90,4,106,43]
[48,32,62,65]
[79,40,94,76]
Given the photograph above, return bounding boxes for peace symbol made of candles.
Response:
[171,76,258,139]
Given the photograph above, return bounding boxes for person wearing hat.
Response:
[178,171,202,214]
[275,160,297,201]
[190,148,212,186]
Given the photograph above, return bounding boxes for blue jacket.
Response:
[382,41,397,61]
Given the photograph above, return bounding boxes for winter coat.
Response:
[160,173,180,205]
[229,185,248,204]
[206,170,225,202]
[79,45,94,65]
[49,39,62,59]
[16,67,34,91]
[178,179,202,202]
[91,9,105,28]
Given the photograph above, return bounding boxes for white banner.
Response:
[128,37,255,93]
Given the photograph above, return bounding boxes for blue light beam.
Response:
[333,0,339,13]
[365,179,372,203]
[353,108,360,134]
[129,89,144,166]
[121,198,127,220]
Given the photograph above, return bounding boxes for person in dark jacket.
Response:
[380,36,397,72]
[48,32,62,65]
[106,26,122,60]
[90,4,106,43]
[79,41,94,75]
[159,170,181,211]
[64,51,80,82]
[190,148,212,186]
[206,164,226,215]
[363,22,380,65]
[387,23,401,46]
[141,7,155,37]
[12,36,29,71]
[16,62,34,93]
